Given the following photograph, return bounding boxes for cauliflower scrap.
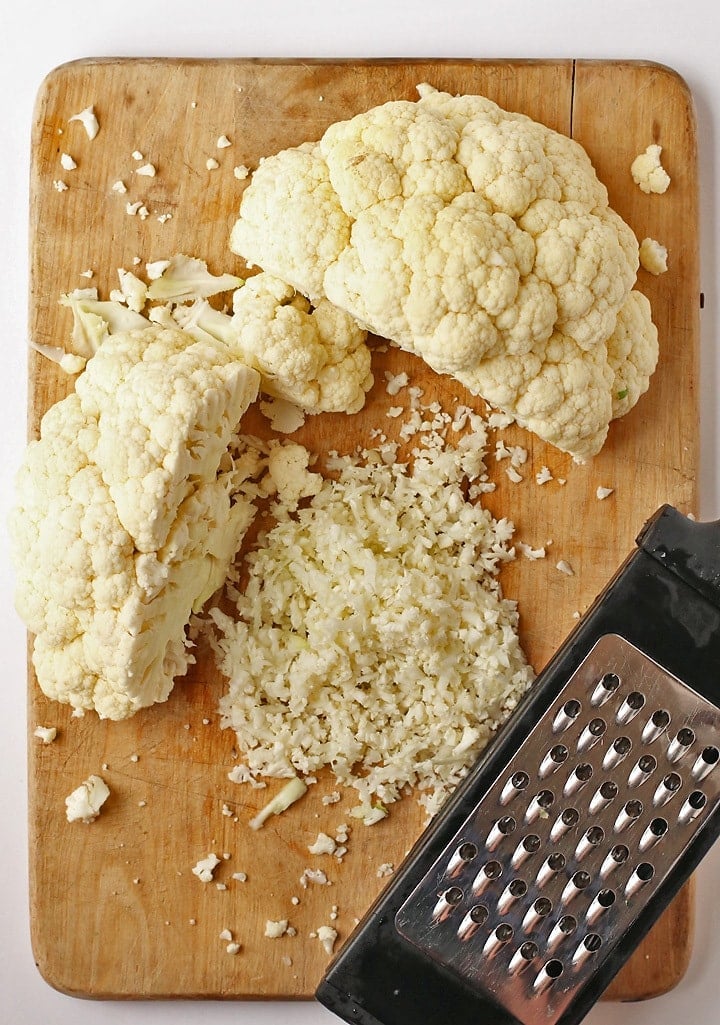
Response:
[639,237,668,276]
[10,325,261,719]
[231,85,658,460]
[631,144,671,195]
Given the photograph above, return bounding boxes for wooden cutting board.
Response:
[27,58,699,1002]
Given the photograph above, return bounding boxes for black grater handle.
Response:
[638,504,720,610]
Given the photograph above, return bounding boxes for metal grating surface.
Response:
[395,634,720,1025]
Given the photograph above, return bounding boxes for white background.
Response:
[2,2,719,1023]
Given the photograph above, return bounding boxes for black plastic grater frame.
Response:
[316,505,720,1025]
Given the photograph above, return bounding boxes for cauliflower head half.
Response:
[231,85,658,459]
[10,325,260,719]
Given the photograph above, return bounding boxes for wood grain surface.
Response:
[26,58,699,1001]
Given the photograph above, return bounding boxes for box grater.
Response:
[316,505,720,1025]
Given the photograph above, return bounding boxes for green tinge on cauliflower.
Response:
[230,84,658,460]
[10,325,261,720]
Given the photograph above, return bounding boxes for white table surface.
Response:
[2,2,719,1023]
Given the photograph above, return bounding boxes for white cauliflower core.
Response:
[10,325,260,719]
[231,85,658,460]
[210,434,533,818]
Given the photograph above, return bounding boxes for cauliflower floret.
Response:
[639,237,669,276]
[10,325,261,719]
[230,86,656,460]
[230,273,373,414]
[631,144,671,195]
[605,290,659,419]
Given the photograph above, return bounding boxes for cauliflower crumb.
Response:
[386,406,404,418]
[192,853,221,883]
[145,260,171,282]
[308,832,337,856]
[219,928,233,941]
[264,919,289,938]
[126,201,143,216]
[111,180,127,194]
[231,872,248,882]
[267,444,323,509]
[53,180,69,192]
[322,792,341,806]
[384,371,409,396]
[206,158,220,170]
[506,466,523,483]
[556,560,575,576]
[65,774,110,823]
[377,863,394,878]
[317,925,338,955]
[234,165,250,180]
[516,541,546,561]
[300,868,329,888]
[157,212,173,224]
[136,163,156,177]
[79,269,94,279]
[228,764,267,788]
[631,144,671,194]
[60,153,77,171]
[226,942,241,955]
[34,725,58,744]
[132,150,144,160]
[69,105,99,140]
[639,237,669,275]
[535,466,553,485]
[217,135,232,148]
[596,486,615,500]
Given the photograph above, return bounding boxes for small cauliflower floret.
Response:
[231,85,656,459]
[229,273,373,413]
[631,144,671,195]
[65,774,110,823]
[639,237,668,276]
[10,325,261,720]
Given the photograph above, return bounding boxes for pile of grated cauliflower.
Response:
[209,423,534,821]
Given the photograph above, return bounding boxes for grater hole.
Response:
[486,816,517,850]
[526,790,555,823]
[654,772,683,807]
[561,871,591,905]
[500,771,530,805]
[498,878,529,913]
[534,959,565,992]
[459,842,478,861]
[628,754,657,787]
[563,762,593,797]
[642,709,671,743]
[586,888,616,924]
[512,834,541,868]
[603,735,633,769]
[547,914,578,951]
[577,717,607,752]
[575,826,605,861]
[572,933,603,967]
[679,790,707,824]
[614,800,643,832]
[553,699,582,733]
[483,923,514,958]
[692,746,719,781]
[539,744,570,778]
[550,807,579,842]
[616,691,645,725]
[431,886,464,921]
[668,727,696,763]
[591,672,621,707]
[625,862,655,898]
[537,852,566,887]
[640,817,668,851]
[509,940,540,974]
[471,859,504,894]
[447,840,479,877]
[589,780,619,814]
[457,903,489,941]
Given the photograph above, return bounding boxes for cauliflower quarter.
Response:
[231,85,658,460]
[10,325,261,720]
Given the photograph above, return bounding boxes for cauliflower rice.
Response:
[210,424,534,819]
